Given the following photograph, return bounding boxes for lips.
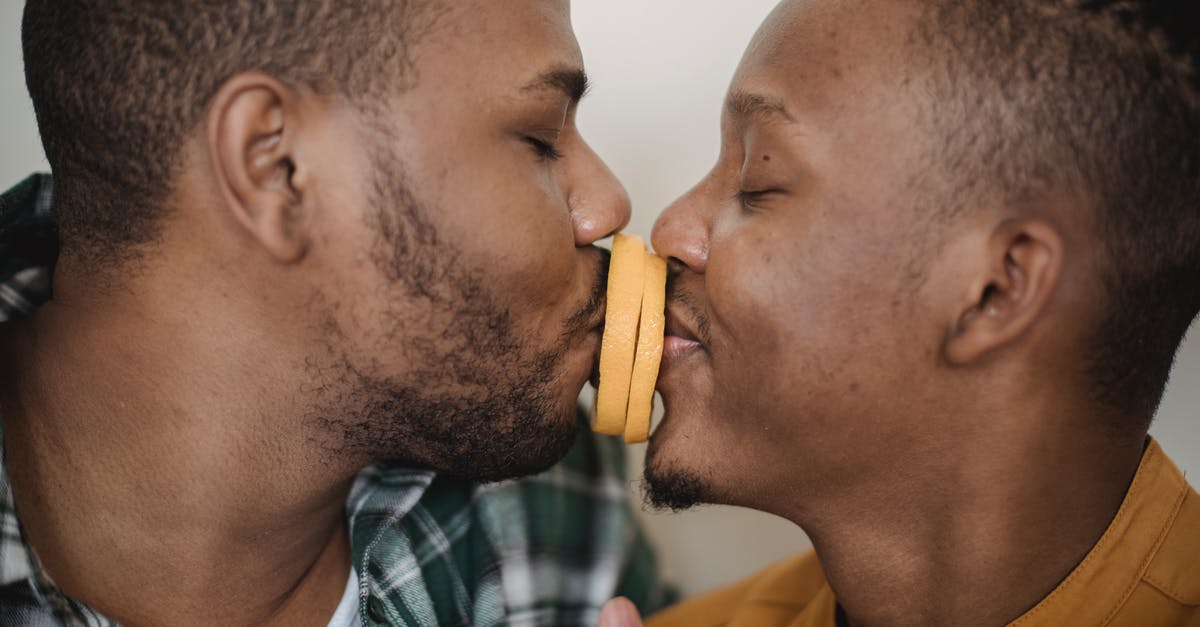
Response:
[663,307,703,361]
[665,304,704,342]
[571,253,610,390]
[567,262,610,338]
[586,308,606,389]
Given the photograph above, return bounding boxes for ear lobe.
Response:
[944,219,1064,366]
[208,73,309,263]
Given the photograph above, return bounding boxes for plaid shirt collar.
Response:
[0,174,671,626]
[0,174,56,324]
[0,464,34,588]
[1,427,117,627]
[0,443,39,590]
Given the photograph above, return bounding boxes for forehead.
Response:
[730,0,922,126]
[726,0,941,244]
[414,0,582,88]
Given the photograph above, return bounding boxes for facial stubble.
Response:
[306,137,594,483]
[641,278,715,511]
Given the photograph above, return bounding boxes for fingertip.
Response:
[599,597,644,627]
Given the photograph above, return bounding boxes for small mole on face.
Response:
[762,154,771,162]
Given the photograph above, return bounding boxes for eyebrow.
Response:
[522,66,591,104]
[726,89,794,124]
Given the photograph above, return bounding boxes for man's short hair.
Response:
[913,0,1200,423]
[22,0,437,270]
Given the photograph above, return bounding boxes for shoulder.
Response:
[1142,472,1200,608]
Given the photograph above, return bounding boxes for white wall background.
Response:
[1,0,1195,598]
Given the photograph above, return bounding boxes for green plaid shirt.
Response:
[0,174,672,626]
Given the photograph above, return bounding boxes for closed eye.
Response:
[525,136,564,161]
[736,189,774,209]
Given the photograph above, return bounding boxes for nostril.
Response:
[667,257,689,275]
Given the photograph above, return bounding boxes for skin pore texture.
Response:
[0,1,630,625]
[643,1,1148,626]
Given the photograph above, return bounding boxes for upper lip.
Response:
[566,251,610,338]
[664,307,702,344]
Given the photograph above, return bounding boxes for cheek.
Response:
[494,216,577,320]
[437,167,578,311]
[715,231,926,430]
[705,236,811,421]
[709,225,817,353]
[484,215,574,284]
[704,221,879,431]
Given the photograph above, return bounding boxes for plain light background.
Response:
[1,1,1196,597]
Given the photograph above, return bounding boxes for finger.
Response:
[598,597,644,627]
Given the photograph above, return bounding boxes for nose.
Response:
[651,181,710,273]
[568,139,631,246]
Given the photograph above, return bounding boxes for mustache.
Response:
[666,273,713,346]
[563,247,611,336]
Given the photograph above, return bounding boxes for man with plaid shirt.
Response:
[1,1,671,625]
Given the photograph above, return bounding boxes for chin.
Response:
[642,431,715,512]
[442,414,581,483]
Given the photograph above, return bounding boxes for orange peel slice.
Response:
[594,233,646,435]
[624,252,667,444]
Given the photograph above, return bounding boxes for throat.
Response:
[803,436,1144,627]
[260,519,354,627]
[1,336,358,626]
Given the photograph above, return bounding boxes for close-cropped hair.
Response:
[914,0,1200,423]
[22,0,440,270]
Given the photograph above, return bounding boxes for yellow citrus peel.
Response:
[593,233,668,443]
[624,252,667,444]
[594,233,646,435]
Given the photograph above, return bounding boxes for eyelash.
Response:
[525,137,564,162]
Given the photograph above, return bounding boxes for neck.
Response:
[789,401,1145,627]
[0,267,357,626]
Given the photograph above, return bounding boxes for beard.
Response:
[642,440,709,511]
[304,129,598,483]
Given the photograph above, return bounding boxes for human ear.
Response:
[943,218,1064,366]
[206,72,309,263]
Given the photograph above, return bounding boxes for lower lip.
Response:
[663,335,702,361]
